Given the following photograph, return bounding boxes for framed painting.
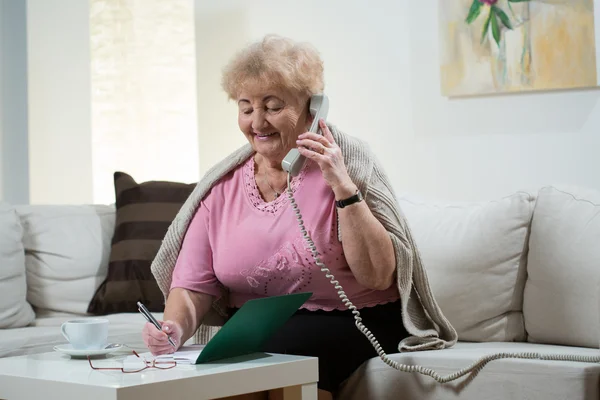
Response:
[440,0,600,96]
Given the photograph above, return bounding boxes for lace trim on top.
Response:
[242,157,309,214]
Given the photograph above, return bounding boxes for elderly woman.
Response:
[144,34,456,399]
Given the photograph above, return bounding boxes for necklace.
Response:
[263,170,287,199]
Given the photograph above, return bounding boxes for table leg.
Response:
[281,383,317,400]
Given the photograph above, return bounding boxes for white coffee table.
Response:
[0,349,318,399]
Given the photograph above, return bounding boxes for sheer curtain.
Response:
[90,0,199,204]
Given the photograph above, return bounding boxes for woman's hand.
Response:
[142,320,183,356]
[296,119,357,199]
[297,119,396,290]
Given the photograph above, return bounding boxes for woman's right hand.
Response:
[142,320,183,355]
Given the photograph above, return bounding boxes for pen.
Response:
[137,301,176,347]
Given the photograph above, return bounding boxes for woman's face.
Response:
[237,83,310,164]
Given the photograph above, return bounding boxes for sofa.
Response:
[0,203,159,358]
[1,184,599,399]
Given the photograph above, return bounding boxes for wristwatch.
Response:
[335,189,363,209]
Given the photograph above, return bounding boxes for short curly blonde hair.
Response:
[221,34,325,101]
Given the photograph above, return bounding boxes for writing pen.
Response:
[137,301,176,347]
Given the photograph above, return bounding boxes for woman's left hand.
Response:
[296,119,357,198]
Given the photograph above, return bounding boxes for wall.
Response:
[194,0,600,202]
[194,0,412,183]
[4,1,599,204]
[407,1,600,201]
[0,1,3,201]
[13,0,198,205]
[26,0,93,204]
[1,0,30,204]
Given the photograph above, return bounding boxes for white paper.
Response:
[134,344,206,365]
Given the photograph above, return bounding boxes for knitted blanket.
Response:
[150,124,458,350]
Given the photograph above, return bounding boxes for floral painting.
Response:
[439,0,600,96]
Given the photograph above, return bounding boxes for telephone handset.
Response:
[281,94,329,177]
[281,94,600,384]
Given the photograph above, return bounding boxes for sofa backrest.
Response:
[15,204,115,315]
[400,185,600,349]
[0,203,35,328]
[523,186,600,349]
[399,191,535,342]
[3,185,599,350]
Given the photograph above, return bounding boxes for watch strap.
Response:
[335,190,363,209]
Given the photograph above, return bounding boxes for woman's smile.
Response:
[254,131,280,141]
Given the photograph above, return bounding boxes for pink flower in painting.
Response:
[478,0,498,4]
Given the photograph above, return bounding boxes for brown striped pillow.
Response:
[87,172,195,315]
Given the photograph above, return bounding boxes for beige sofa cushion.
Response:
[15,205,115,315]
[0,203,35,328]
[523,186,600,348]
[0,310,164,358]
[399,192,534,342]
[339,342,600,400]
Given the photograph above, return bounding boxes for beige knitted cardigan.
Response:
[151,124,458,350]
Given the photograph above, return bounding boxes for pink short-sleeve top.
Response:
[170,157,399,311]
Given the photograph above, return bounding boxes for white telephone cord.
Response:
[286,174,600,383]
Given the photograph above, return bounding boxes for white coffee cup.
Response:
[61,318,109,350]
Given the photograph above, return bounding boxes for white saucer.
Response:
[54,344,124,357]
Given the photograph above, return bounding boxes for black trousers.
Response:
[229,299,408,393]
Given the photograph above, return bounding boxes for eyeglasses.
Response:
[88,350,177,373]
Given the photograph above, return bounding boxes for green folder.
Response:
[195,292,312,364]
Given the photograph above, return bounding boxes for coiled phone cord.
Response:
[286,174,600,383]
